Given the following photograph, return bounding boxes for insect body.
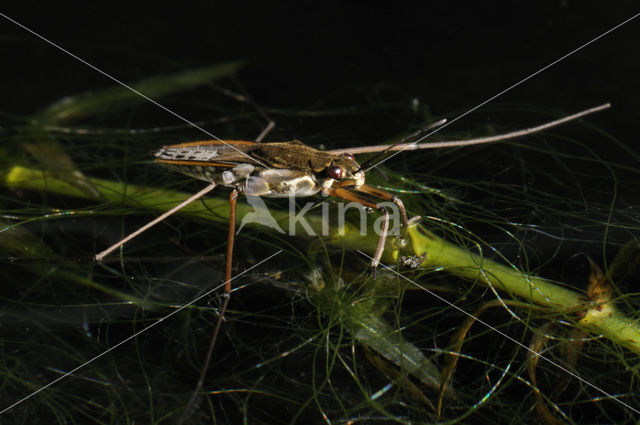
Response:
[153,140,365,197]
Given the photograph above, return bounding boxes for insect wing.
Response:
[153,140,263,167]
[153,140,263,182]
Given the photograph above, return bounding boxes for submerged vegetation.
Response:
[1,64,639,424]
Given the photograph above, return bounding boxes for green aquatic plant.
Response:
[1,64,638,424]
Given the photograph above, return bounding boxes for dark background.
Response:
[1,2,638,142]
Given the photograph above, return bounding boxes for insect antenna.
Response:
[355,118,448,172]
[332,103,611,159]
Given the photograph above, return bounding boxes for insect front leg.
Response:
[350,183,417,226]
[326,186,390,274]
[373,208,390,274]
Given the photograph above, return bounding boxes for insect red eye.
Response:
[343,153,355,161]
[328,166,344,179]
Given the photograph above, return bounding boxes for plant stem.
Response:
[408,225,640,354]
